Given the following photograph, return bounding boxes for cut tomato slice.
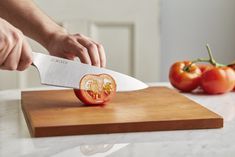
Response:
[74,74,116,105]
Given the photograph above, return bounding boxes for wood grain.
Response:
[21,87,223,137]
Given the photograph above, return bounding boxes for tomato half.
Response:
[74,74,116,105]
[169,61,202,92]
[200,66,235,94]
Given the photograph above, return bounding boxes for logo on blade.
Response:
[50,58,68,64]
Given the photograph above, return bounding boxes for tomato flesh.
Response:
[74,74,116,105]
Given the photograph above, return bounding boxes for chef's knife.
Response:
[32,52,148,91]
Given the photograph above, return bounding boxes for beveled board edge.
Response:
[21,92,35,137]
[32,117,223,137]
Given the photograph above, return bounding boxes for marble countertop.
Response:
[1,83,235,157]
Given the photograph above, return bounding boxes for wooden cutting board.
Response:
[21,87,223,137]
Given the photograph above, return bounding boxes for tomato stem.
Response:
[191,58,210,64]
[183,58,210,72]
[206,44,219,66]
[189,44,225,67]
[182,58,208,72]
[183,66,190,72]
[206,44,216,65]
[184,44,226,71]
[206,44,225,67]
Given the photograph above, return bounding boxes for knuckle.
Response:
[3,36,10,45]
[74,33,82,37]
[12,31,22,42]
[96,43,103,49]
[79,47,88,55]
[2,36,14,50]
[17,30,24,37]
[87,43,96,50]
[65,36,75,43]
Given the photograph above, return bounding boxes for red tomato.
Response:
[200,67,235,94]
[197,64,213,73]
[169,61,202,92]
[74,74,116,105]
[227,64,235,91]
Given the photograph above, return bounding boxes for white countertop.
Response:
[1,83,235,157]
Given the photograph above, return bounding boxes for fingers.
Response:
[92,40,106,67]
[75,35,100,67]
[0,32,22,70]
[0,32,16,65]
[17,39,32,71]
[47,32,106,67]
[0,30,32,71]
[74,34,106,67]
[65,37,91,65]
[0,19,32,71]
[83,35,106,67]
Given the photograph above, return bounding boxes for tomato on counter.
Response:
[228,63,235,90]
[74,74,116,105]
[169,44,235,94]
[200,66,235,94]
[169,61,202,92]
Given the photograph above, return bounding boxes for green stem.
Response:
[183,58,210,72]
[206,44,225,67]
[191,58,210,64]
[183,44,226,72]
[206,44,216,66]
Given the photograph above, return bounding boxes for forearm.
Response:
[0,0,65,48]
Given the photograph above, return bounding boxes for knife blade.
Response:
[32,52,148,91]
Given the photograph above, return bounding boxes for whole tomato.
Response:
[200,66,235,94]
[169,61,202,92]
[228,64,235,90]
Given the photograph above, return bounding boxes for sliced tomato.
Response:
[74,74,116,105]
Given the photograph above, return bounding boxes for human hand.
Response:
[46,32,106,67]
[0,18,32,71]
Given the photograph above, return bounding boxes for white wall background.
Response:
[1,0,235,89]
[160,0,235,81]
[0,0,160,90]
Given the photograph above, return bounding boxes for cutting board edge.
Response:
[32,118,223,137]
[21,99,35,137]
